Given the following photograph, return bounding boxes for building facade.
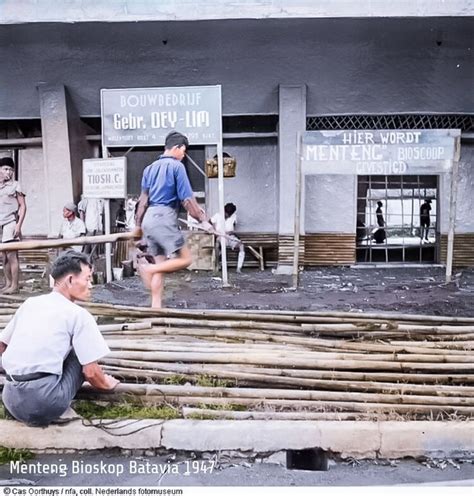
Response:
[0,1,473,268]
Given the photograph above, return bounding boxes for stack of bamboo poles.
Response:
[0,300,473,421]
[84,303,474,420]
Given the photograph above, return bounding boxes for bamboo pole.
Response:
[102,364,474,397]
[106,350,474,372]
[82,301,474,324]
[100,358,474,384]
[0,231,138,252]
[104,334,474,356]
[104,343,474,364]
[77,391,474,415]
[99,322,152,332]
[92,383,474,406]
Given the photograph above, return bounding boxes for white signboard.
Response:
[101,85,222,146]
[82,157,127,199]
[302,129,461,175]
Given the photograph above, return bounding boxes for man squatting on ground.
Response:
[0,157,27,294]
[211,202,245,273]
[134,131,212,309]
[0,251,119,427]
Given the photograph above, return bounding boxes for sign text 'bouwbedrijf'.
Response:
[101,86,222,146]
[302,129,460,175]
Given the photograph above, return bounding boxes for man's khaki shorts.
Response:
[0,220,17,243]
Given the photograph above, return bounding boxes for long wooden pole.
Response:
[446,159,460,283]
[291,132,302,289]
[0,231,138,252]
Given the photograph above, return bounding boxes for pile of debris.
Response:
[1,301,473,421]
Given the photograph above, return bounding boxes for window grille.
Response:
[306,114,474,131]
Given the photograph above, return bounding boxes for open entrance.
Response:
[356,175,438,263]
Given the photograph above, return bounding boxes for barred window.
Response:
[306,114,474,132]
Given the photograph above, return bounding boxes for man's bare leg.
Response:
[2,252,12,292]
[139,245,192,280]
[150,273,165,309]
[237,244,245,273]
[4,251,19,294]
[138,254,165,290]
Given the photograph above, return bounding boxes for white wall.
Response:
[304,175,357,233]
[2,0,471,23]
[207,139,278,233]
[440,143,474,234]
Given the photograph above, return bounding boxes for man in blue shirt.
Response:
[134,131,211,308]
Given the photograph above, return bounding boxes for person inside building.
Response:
[0,157,27,294]
[211,202,245,273]
[0,251,119,427]
[59,202,86,252]
[373,201,386,244]
[420,198,432,242]
[376,201,385,227]
[133,130,212,309]
[125,196,139,230]
[78,196,104,258]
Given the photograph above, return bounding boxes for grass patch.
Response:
[162,374,188,385]
[195,375,235,388]
[73,400,180,420]
[0,403,7,420]
[0,447,34,465]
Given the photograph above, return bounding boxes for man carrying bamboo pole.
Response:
[0,251,119,427]
[133,131,212,309]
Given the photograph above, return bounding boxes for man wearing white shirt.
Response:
[59,202,86,252]
[0,251,119,427]
[211,202,245,273]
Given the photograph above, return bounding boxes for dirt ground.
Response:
[89,266,474,317]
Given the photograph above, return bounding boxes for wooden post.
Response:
[101,145,113,283]
[446,160,459,283]
[291,133,302,289]
[217,140,229,287]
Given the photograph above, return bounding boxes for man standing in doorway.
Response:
[0,157,27,294]
[134,131,211,309]
[374,201,386,244]
[420,199,432,242]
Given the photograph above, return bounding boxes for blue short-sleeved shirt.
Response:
[141,155,194,209]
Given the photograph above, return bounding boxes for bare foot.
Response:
[3,286,19,295]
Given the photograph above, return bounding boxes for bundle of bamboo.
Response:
[1,300,472,421]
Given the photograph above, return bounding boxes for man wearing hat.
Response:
[0,157,27,294]
[59,202,86,252]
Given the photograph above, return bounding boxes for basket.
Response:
[205,153,236,178]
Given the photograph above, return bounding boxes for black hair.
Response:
[165,131,189,150]
[224,203,237,216]
[0,157,15,168]
[51,250,92,281]
[377,201,383,207]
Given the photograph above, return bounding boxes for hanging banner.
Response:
[302,129,461,175]
[101,85,222,147]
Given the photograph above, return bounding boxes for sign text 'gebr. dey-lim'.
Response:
[101,86,222,146]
